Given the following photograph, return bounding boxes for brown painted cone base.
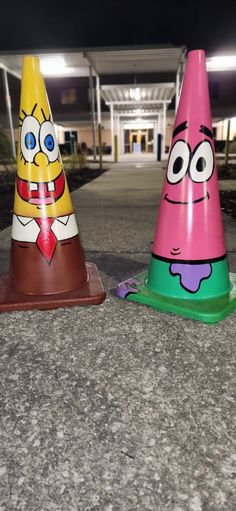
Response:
[0,263,106,312]
[9,236,88,295]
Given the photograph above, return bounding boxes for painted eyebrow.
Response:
[172,121,188,138]
[199,124,214,139]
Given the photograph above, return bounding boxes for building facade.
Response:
[1,47,236,161]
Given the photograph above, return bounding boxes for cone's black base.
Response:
[0,263,106,312]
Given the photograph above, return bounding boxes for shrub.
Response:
[0,129,15,168]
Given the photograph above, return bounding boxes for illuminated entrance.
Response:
[124,128,154,153]
[101,84,176,161]
[123,120,155,155]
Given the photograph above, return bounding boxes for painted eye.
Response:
[20,116,40,162]
[167,140,190,184]
[44,134,55,151]
[25,132,36,150]
[39,121,59,162]
[189,140,214,182]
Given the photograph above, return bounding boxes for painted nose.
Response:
[34,152,49,167]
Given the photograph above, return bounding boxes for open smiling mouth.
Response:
[17,171,65,206]
[164,192,210,205]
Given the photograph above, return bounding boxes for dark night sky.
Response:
[1,0,236,54]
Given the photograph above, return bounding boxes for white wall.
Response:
[214,118,236,141]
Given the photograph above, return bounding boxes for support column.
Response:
[114,114,118,163]
[89,66,96,160]
[157,112,161,136]
[2,69,16,159]
[117,115,120,160]
[96,75,102,169]
[224,119,231,166]
[175,66,180,113]
[156,113,162,161]
[162,103,167,160]
[175,54,186,112]
[110,104,114,161]
[114,135,118,162]
[120,118,125,156]
[153,117,157,156]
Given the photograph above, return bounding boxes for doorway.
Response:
[124,128,153,153]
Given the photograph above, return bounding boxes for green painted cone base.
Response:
[148,257,231,300]
[117,271,236,324]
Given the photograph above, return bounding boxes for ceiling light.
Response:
[40,57,75,76]
[130,87,141,101]
[206,55,236,72]
[134,88,141,101]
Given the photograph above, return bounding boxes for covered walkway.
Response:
[0,45,186,163]
[0,162,235,509]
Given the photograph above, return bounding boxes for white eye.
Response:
[189,140,214,182]
[167,140,190,184]
[39,121,59,162]
[20,116,40,163]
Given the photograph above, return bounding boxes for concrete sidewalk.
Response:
[0,163,236,511]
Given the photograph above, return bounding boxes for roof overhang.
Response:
[0,45,186,79]
[101,83,175,116]
[84,45,186,75]
[0,51,90,78]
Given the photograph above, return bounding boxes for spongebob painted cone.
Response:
[117,49,236,323]
[0,56,105,312]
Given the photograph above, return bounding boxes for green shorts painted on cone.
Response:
[147,256,231,300]
[116,255,236,323]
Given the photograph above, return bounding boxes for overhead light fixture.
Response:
[40,56,75,76]
[130,87,142,101]
[206,55,236,72]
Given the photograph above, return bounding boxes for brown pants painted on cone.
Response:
[9,235,87,295]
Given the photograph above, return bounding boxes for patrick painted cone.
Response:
[117,49,236,323]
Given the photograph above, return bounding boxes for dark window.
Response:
[61,88,77,105]
[209,82,220,100]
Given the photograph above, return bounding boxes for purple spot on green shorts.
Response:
[170,263,212,292]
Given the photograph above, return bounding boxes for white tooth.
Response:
[47,181,55,192]
[29,182,38,191]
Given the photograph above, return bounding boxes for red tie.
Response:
[35,218,57,263]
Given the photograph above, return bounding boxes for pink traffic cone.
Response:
[154,49,225,263]
[117,50,236,323]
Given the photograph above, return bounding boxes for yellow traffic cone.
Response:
[0,56,105,311]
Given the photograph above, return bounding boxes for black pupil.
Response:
[173,156,183,174]
[196,157,206,172]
